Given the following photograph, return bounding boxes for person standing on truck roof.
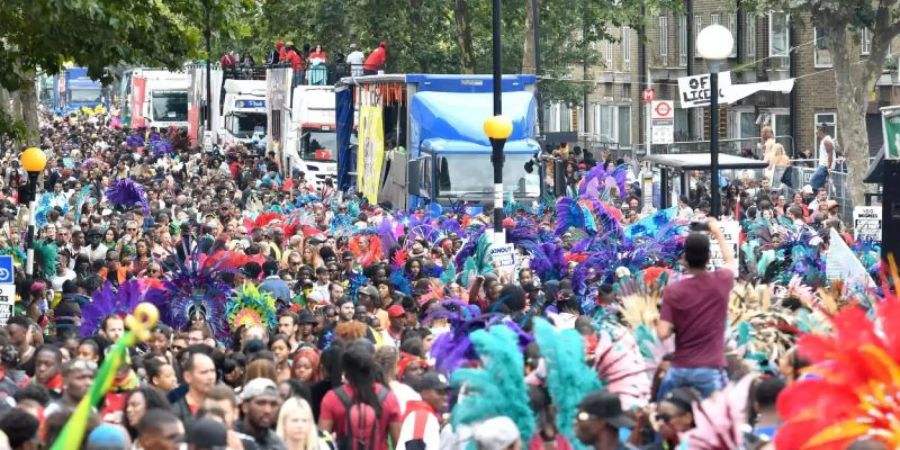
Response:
[266,41,283,65]
[283,44,304,86]
[363,41,388,75]
[347,44,365,76]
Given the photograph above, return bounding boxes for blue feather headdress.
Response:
[450,325,536,442]
[105,178,149,214]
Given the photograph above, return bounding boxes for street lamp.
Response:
[20,147,47,276]
[696,24,733,218]
[484,115,513,243]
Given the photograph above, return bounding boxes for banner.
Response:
[678,72,731,108]
[130,77,146,128]
[357,105,384,204]
[826,229,875,287]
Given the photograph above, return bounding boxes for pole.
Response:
[24,172,38,276]
[491,0,505,243]
[710,69,721,217]
[531,0,544,135]
[205,3,213,133]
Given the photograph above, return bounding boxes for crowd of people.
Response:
[0,106,889,450]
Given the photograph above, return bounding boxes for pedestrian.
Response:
[363,42,387,75]
[347,44,365,77]
[237,378,288,450]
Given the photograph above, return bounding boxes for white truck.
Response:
[267,67,337,187]
[123,69,190,129]
[219,79,267,145]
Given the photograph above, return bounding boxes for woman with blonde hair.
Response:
[758,125,776,162]
[770,143,791,166]
[277,397,331,450]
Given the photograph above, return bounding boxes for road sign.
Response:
[651,101,673,120]
[642,87,655,103]
[0,256,12,284]
[853,206,882,242]
[0,285,12,326]
[651,100,675,144]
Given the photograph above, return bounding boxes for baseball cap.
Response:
[577,391,635,429]
[186,418,227,449]
[358,285,379,299]
[387,304,405,318]
[86,424,129,449]
[415,372,449,393]
[240,377,280,402]
[342,251,355,261]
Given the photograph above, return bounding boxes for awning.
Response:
[645,153,768,170]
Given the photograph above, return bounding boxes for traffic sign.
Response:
[652,101,674,120]
[0,255,13,284]
[642,87,655,103]
[0,284,12,326]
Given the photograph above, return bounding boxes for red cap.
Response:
[387,304,405,318]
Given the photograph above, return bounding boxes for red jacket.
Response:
[363,46,387,71]
[284,50,304,72]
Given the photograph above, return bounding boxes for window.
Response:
[547,102,572,132]
[711,14,720,26]
[764,109,791,137]
[730,109,759,139]
[659,16,669,58]
[605,40,614,69]
[815,27,833,68]
[594,104,632,146]
[622,27,632,69]
[746,15,756,59]
[728,14,738,57]
[815,112,836,150]
[678,16,688,67]
[695,109,705,140]
[675,108,690,142]
[769,13,790,58]
[695,15,703,43]
[861,28,872,55]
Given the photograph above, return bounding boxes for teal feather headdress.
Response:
[459,233,494,286]
[450,325,536,442]
[532,318,601,445]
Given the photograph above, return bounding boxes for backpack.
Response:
[334,385,390,450]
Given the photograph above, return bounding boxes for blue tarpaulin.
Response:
[409,90,536,152]
[335,86,354,191]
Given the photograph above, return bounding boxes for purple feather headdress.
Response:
[151,140,174,157]
[106,178,149,214]
[126,134,145,148]
[430,306,533,374]
[80,280,157,336]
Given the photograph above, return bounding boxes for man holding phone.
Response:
[655,218,735,400]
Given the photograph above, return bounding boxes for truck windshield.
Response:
[435,153,540,197]
[229,112,267,139]
[69,89,102,103]
[300,130,337,162]
[151,91,188,122]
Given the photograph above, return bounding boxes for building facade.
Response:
[544,2,897,160]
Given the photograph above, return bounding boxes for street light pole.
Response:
[696,24,734,219]
[490,0,505,243]
[20,148,47,277]
[710,68,720,217]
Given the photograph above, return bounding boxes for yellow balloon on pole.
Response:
[20,147,47,173]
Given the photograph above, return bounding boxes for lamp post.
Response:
[20,147,47,276]
[696,24,734,218]
[484,115,513,244]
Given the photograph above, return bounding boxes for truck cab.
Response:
[220,79,267,145]
[128,69,190,129]
[290,85,337,187]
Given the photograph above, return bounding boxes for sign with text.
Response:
[853,206,882,242]
[489,244,517,284]
[678,72,732,109]
[0,255,12,284]
[651,101,675,144]
[0,284,13,326]
[708,220,740,270]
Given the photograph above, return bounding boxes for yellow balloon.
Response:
[483,115,513,140]
[126,303,159,342]
[20,147,47,173]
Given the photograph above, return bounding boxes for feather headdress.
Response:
[678,375,757,449]
[226,283,278,331]
[591,323,652,410]
[774,264,900,450]
[532,318,601,443]
[450,325,536,442]
[80,280,154,336]
[105,178,149,214]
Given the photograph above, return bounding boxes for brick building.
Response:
[543,2,896,160]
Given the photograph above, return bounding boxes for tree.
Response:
[751,0,900,207]
[0,0,252,144]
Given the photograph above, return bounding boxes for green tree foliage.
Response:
[0,0,253,91]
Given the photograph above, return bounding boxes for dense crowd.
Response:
[0,107,889,450]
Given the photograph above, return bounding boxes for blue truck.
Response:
[52,67,105,114]
[335,74,543,211]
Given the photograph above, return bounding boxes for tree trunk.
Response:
[831,24,883,210]
[454,0,476,74]
[522,0,537,73]
[18,72,39,146]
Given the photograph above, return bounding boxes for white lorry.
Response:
[123,69,190,129]
[219,79,267,146]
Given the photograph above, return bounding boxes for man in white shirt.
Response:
[810,124,834,190]
[397,373,447,450]
[347,43,365,76]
